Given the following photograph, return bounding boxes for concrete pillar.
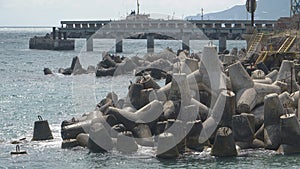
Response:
[63,32,67,40]
[86,36,93,52]
[147,34,154,53]
[182,34,190,51]
[116,37,123,53]
[218,33,227,53]
[58,31,62,40]
[52,27,56,40]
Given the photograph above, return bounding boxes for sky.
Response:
[0,0,246,26]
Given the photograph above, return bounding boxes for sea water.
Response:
[0,27,299,169]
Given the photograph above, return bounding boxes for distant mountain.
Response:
[186,0,290,20]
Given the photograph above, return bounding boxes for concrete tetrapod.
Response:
[252,70,273,84]
[276,60,299,93]
[213,90,236,128]
[200,44,226,94]
[211,90,235,126]
[236,88,257,115]
[229,61,281,113]
[254,124,264,142]
[166,120,186,153]
[186,120,204,151]
[88,123,113,153]
[137,74,161,90]
[232,113,255,149]
[277,144,300,155]
[168,73,191,104]
[32,116,53,141]
[156,133,179,159]
[116,132,138,154]
[228,61,254,93]
[266,69,278,83]
[186,45,228,95]
[251,69,266,79]
[62,114,116,141]
[211,127,237,157]
[278,113,300,155]
[182,58,199,74]
[251,105,264,130]
[291,90,300,108]
[273,81,288,93]
[162,100,178,120]
[61,139,79,149]
[154,121,168,136]
[191,98,209,122]
[187,66,228,107]
[279,92,294,108]
[254,83,281,105]
[76,133,89,148]
[106,100,163,131]
[199,90,234,144]
[253,78,273,84]
[264,93,285,150]
[132,123,154,147]
[178,104,199,125]
[60,111,102,140]
[280,114,300,146]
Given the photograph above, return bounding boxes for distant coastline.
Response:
[0,26,53,28]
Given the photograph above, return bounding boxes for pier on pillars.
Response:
[218,33,228,53]
[58,31,62,40]
[147,34,154,53]
[52,27,56,40]
[116,36,123,53]
[86,36,93,52]
[182,33,190,51]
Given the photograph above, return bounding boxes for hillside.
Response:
[186,0,290,20]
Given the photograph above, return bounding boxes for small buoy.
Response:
[32,115,54,141]
[11,145,27,155]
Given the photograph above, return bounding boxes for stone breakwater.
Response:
[44,48,178,77]
[59,45,300,158]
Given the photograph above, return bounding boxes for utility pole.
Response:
[137,0,140,15]
[201,8,204,20]
[246,0,257,27]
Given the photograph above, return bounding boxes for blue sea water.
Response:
[0,27,299,168]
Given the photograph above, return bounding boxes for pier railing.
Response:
[58,19,277,52]
[60,19,276,37]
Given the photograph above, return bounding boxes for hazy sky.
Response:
[0,0,246,26]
